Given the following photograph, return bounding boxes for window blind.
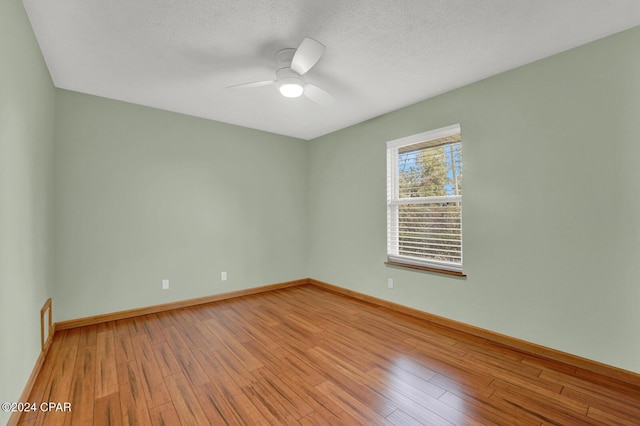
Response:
[387,124,462,273]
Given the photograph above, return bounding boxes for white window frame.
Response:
[386,124,463,274]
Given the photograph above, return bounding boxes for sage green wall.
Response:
[54,90,308,321]
[0,0,55,422]
[308,26,640,373]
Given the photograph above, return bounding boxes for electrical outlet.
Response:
[387,278,394,289]
[221,272,227,281]
[162,279,169,290]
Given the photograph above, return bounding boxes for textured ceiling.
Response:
[22,0,640,140]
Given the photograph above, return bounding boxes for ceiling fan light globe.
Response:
[279,82,304,98]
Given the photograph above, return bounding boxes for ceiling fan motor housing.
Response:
[276,67,302,80]
[274,48,296,67]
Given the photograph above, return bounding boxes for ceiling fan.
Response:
[228,37,335,106]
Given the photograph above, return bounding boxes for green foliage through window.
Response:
[398,143,462,198]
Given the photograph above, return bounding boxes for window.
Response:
[386,124,463,275]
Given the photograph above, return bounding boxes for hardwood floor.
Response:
[18,285,640,425]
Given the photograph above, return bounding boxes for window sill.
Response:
[384,261,467,278]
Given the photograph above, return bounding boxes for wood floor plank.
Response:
[491,378,590,415]
[64,345,96,425]
[587,405,640,426]
[211,308,256,343]
[147,403,180,426]
[298,411,343,426]
[94,392,123,426]
[241,339,291,375]
[115,333,136,365]
[279,348,327,386]
[57,327,81,348]
[463,350,564,394]
[438,390,540,426]
[19,284,640,425]
[34,342,77,426]
[150,342,183,378]
[20,334,67,424]
[368,365,445,400]
[96,321,116,334]
[173,321,221,351]
[518,348,579,375]
[193,382,248,425]
[117,361,152,426]
[342,331,417,373]
[246,304,282,328]
[366,370,458,426]
[405,345,494,388]
[307,346,398,418]
[139,314,166,344]
[349,318,417,353]
[428,372,494,400]
[315,380,394,425]
[161,326,209,387]
[272,321,320,355]
[251,367,314,419]
[193,347,245,392]
[242,382,299,424]
[95,330,118,399]
[561,386,640,423]
[490,380,599,425]
[222,308,285,350]
[130,334,171,408]
[281,374,350,425]
[163,374,209,425]
[152,310,184,330]
[199,380,271,425]
[76,324,98,348]
[370,365,483,426]
[112,318,132,337]
[207,346,259,388]
[203,317,264,371]
[387,408,444,426]
[542,367,640,409]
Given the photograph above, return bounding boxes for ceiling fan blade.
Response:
[303,83,334,106]
[227,80,274,89]
[291,38,325,75]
